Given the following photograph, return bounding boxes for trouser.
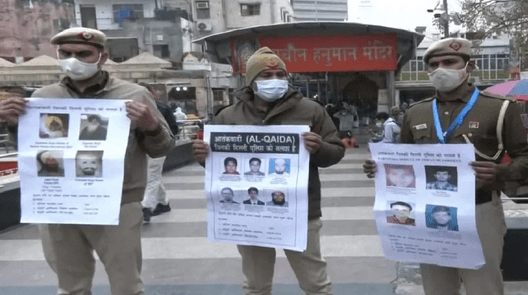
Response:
[141,155,168,209]
[39,202,144,295]
[420,192,507,295]
[237,218,333,295]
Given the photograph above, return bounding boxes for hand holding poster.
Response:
[18,98,130,225]
[369,143,485,269]
[204,125,310,251]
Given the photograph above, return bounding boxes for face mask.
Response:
[376,122,383,127]
[254,79,289,102]
[58,55,101,81]
[428,63,468,92]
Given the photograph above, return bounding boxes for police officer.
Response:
[364,37,528,295]
[193,47,344,295]
[0,27,174,295]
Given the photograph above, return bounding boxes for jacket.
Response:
[213,86,345,219]
[401,84,528,204]
[31,71,175,204]
[382,117,400,143]
[156,101,179,135]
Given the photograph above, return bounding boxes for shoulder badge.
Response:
[214,104,232,116]
[480,90,515,101]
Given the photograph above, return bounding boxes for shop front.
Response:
[194,22,424,127]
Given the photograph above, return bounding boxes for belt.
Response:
[475,190,493,204]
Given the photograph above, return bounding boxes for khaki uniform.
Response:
[401,84,528,295]
[33,72,175,295]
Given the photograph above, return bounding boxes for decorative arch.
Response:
[342,75,379,118]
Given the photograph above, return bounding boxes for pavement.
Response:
[0,134,528,294]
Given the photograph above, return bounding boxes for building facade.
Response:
[292,0,348,22]
[188,0,294,38]
[0,0,75,62]
[396,35,513,107]
[195,22,423,122]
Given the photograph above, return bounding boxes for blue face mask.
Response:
[254,79,289,102]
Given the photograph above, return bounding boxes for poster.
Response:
[204,125,310,251]
[18,98,130,225]
[369,143,485,269]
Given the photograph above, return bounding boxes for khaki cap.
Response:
[245,47,287,85]
[51,27,107,49]
[423,38,471,64]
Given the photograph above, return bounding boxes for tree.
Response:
[460,0,528,69]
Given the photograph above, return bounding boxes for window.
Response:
[410,60,417,72]
[483,56,489,70]
[113,4,143,23]
[196,1,209,9]
[196,1,210,19]
[153,45,170,58]
[241,4,260,16]
[213,89,224,102]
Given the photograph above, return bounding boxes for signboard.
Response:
[231,34,398,75]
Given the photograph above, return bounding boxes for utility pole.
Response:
[428,0,452,38]
[442,0,449,38]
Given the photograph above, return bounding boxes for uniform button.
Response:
[444,111,449,115]
[468,133,472,137]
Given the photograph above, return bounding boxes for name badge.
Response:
[413,123,427,130]
[469,121,479,129]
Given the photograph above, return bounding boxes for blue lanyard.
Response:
[432,88,480,143]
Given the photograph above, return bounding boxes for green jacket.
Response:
[213,86,345,219]
[31,72,175,204]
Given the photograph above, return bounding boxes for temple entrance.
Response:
[342,75,379,125]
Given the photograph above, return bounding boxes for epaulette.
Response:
[407,97,434,109]
[214,104,232,116]
[480,90,515,101]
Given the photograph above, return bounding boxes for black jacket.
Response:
[156,101,179,135]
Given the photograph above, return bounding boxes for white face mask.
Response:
[58,55,101,81]
[428,63,469,92]
[254,79,289,102]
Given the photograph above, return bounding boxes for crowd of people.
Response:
[0,26,525,295]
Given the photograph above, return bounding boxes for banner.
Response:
[369,143,485,269]
[204,125,310,251]
[231,34,397,74]
[18,98,130,225]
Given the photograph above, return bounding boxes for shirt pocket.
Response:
[462,128,496,149]
[412,128,432,143]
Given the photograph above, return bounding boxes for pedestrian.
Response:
[363,37,528,295]
[139,83,179,222]
[0,27,174,295]
[174,106,187,122]
[382,106,401,143]
[192,47,345,295]
[368,112,388,143]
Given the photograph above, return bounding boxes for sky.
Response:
[347,0,463,40]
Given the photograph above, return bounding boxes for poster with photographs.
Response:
[369,143,485,269]
[204,125,310,251]
[18,98,130,225]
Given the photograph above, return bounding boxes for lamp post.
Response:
[427,0,449,38]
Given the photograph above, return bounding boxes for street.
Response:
[1,144,528,294]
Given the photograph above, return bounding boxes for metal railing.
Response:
[175,119,203,141]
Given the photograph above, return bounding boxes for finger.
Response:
[476,174,495,181]
[469,161,496,168]
[474,167,495,175]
